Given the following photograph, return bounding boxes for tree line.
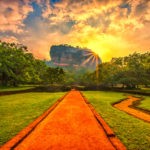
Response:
[0,41,65,87]
[82,52,150,89]
[1,41,149,89]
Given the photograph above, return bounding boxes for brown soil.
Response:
[114,96,150,123]
[1,90,126,150]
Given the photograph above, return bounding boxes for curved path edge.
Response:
[113,96,150,123]
[80,92,126,150]
[0,92,69,150]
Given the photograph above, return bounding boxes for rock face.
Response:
[49,45,101,70]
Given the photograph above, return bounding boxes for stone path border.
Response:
[1,90,126,150]
[114,96,150,123]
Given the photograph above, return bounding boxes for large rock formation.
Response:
[48,45,102,70]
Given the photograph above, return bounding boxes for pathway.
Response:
[1,90,126,150]
[114,96,150,123]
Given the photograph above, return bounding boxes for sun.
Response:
[81,49,100,78]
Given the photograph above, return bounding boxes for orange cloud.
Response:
[0,0,149,62]
[1,36,19,43]
[0,0,33,33]
[36,0,149,61]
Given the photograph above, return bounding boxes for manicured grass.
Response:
[83,91,150,150]
[0,92,65,145]
[137,96,150,111]
[140,87,150,93]
[0,86,35,92]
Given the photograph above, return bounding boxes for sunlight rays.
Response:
[82,50,100,79]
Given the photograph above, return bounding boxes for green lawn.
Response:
[0,92,65,145]
[83,91,150,150]
[140,87,150,93]
[137,96,150,111]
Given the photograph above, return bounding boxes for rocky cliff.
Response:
[48,45,102,70]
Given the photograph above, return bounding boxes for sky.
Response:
[0,0,150,62]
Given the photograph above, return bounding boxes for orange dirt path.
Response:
[114,96,150,123]
[1,90,126,150]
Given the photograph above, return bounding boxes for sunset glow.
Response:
[0,0,150,61]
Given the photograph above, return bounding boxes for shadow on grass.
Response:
[0,85,71,96]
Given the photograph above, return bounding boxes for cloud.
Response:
[0,0,33,33]
[119,2,131,16]
[0,35,19,43]
[0,0,150,61]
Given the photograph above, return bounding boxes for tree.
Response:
[44,67,65,84]
[0,41,48,86]
[85,52,150,89]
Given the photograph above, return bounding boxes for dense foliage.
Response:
[0,41,65,86]
[83,52,150,89]
[1,41,149,89]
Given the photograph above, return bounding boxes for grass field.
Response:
[0,92,65,145]
[140,87,150,93]
[83,91,150,150]
[136,96,150,111]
